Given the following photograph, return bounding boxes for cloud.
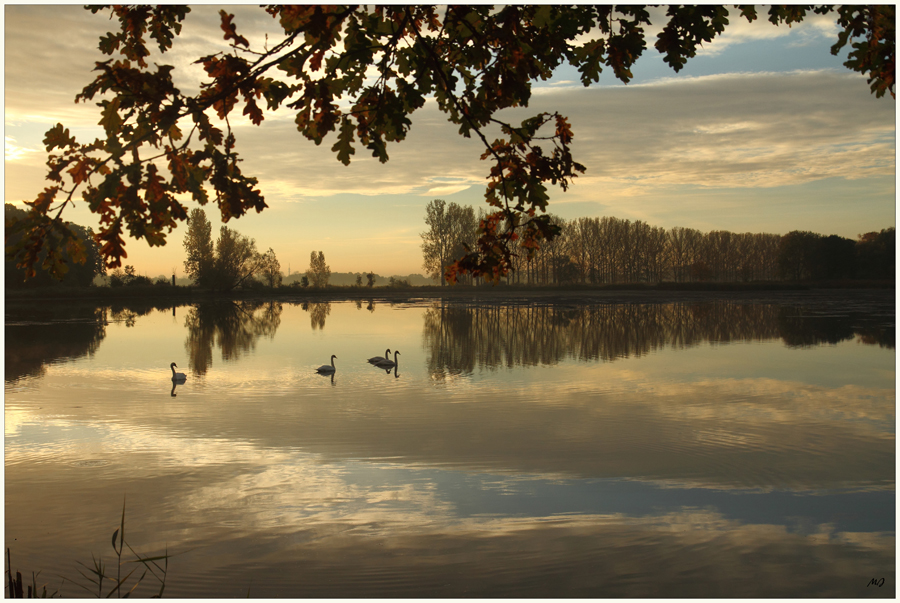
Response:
[220,68,894,214]
[694,10,840,57]
[4,136,40,162]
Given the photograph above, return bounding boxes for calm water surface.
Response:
[5,293,895,597]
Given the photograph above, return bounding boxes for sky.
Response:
[4,5,896,279]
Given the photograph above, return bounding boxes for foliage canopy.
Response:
[6,5,895,284]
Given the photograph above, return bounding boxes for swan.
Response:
[170,362,187,381]
[316,355,337,373]
[367,348,391,364]
[375,350,399,369]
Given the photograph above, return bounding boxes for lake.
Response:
[4,290,895,597]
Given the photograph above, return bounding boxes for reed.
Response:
[5,549,58,599]
[6,496,170,598]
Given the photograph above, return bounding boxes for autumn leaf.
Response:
[43,124,76,151]
[219,10,250,47]
[331,118,356,165]
[67,158,92,185]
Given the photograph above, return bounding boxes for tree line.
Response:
[420,199,895,286]
[176,207,339,291]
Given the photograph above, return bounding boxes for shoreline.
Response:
[4,281,895,309]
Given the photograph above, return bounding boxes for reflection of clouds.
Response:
[11,343,894,494]
[168,508,893,597]
[6,402,894,596]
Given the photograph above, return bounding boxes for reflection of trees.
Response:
[184,301,282,375]
[423,301,895,377]
[5,305,107,382]
[106,299,180,327]
[777,307,895,348]
[300,302,331,330]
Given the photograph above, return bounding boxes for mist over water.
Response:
[5,292,895,597]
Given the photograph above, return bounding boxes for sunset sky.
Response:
[4,5,896,279]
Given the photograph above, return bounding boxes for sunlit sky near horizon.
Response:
[4,5,896,279]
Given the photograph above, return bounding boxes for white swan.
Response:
[375,350,399,369]
[170,362,187,381]
[316,355,337,373]
[367,348,391,364]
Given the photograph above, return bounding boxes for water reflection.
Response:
[5,305,107,383]
[423,301,895,377]
[302,302,332,330]
[4,295,894,597]
[184,301,282,375]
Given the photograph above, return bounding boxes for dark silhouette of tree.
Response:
[5,203,103,288]
[257,248,283,287]
[10,5,893,283]
[306,251,331,288]
[856,228,895,279]
[778,231,822,281]
[109,264,153,287]
[813,235,857,280]
[421,199,479,285]
[182,207,215,286]
[183,207,274,290]
[210,226,266,291]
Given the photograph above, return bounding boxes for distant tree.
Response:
[306,251,331,288]
[182,208,215,286]
[856,228,896,279]
[210,226,265,291]
[421,200,454,285]
[355,273,363,287]
[108,264,152,287]
[388,276,411,288]
[257,247,283,287]
[366,272,375,287]
[778,231,822,281]
[300,275,309,288]
[5,203,104,288]
[421,199,478,285]
[814,234,856,280]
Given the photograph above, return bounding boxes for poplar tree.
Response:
[182,208,214,286]
[306,251,331,288]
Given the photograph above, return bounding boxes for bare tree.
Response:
[258,248,283,287]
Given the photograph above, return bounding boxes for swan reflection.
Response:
[315,371,336,385]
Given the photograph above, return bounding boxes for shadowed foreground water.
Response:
[5,293,895,597]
